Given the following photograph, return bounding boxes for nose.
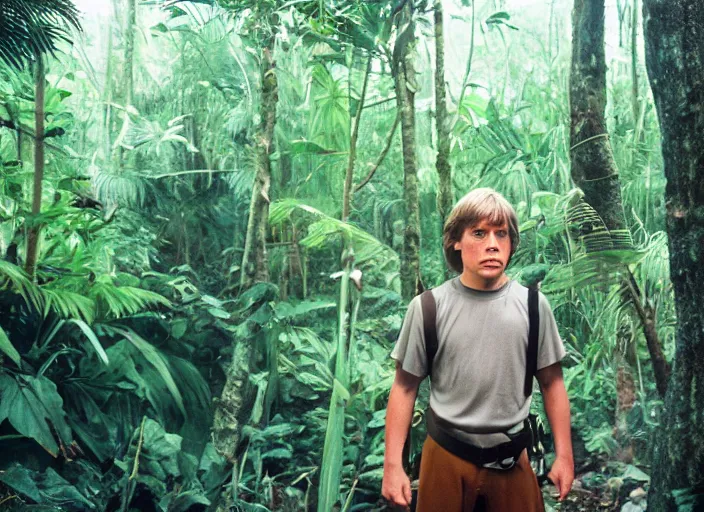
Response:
[486,231,500,250]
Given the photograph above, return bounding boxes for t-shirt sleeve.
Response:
[537,292,567,370]
[389,295,428,378]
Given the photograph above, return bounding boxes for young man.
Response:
[382,188,573,511]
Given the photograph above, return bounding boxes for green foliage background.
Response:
[0,0,677,510]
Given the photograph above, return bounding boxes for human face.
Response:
[453,219,511,290]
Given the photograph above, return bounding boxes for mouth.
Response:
[481,260,503,267]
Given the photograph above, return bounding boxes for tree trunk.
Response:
[25,53,44,279]
[342,55,371,222]
[278,137,292,191]
[394,3,422,300]
[114,0,135,166]
[123,0,135,109]
[571,0,671,403]
[102,14,114,160]
[240,46,277,287]
[631,0,640,124]
[570,0,633,250]
[643,0,704,509]
[626,270,671,397]
[434,0,453,279]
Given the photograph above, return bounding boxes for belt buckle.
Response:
[482,456,517,470]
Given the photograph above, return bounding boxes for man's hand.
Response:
[547,455,574,501]
[382,463,412,510]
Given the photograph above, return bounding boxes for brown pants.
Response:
[416,436,545,512]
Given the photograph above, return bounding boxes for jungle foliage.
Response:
[0,0,698,510]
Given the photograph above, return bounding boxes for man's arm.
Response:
[536,362,574,501]
[382,363,423,510]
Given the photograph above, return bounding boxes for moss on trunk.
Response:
[241,46,277,288]
[643,0,704,509]
[434,0,453,279]
[570,0,632,250]
[25,53,44,279]
[394,3,422,300]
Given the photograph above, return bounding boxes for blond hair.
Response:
[443,188,520,273]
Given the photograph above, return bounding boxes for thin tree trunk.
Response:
[240,46,277,287]
[434,0,453,279]
[394,3,422,300]
[102,15,114,160]
[278,137,292,191]
[614,363,636,462]
[548,0,556,61]
[631,0,640,124]
[25,53,44,279]
[124,0,135,109]
[570,0,633,250]
[453,0,475,129]
[617,0,627,48]
[114,0,135,166]
[214,40,278,512]
[643,0,704,509]
[342,55,371,222]
[354,112,400,193]
[625,270,670,397]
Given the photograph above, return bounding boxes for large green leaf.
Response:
[290,139,341,156]
[116,418,203,502]
[0,325,21,365]
[114,328,187,417]
[68,319,109,365]
[270,199,397,267]
[0,374,73,457]
[274,300,336,321]
[0,464,94,510]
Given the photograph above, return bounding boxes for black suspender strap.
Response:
[524,286,540,397]
[402,290,437,472]
[420,290,438,379]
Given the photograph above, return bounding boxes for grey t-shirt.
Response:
[390,277,566,447]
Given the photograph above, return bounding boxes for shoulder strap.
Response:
[524,286,540,397]
[420,290,437,379]
[402,290,436,473]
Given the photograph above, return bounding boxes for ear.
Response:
[454,241,461,251]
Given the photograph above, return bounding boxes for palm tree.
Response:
[0,0,81,278]
[0,0,81,69]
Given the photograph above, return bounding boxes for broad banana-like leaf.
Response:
[0,465,93,509]
[0,325,21,365]
[114,328,187,418]
[0,374,73,457]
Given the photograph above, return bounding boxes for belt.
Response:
[426,408,531,470]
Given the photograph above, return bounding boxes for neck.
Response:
[459,273,508,291]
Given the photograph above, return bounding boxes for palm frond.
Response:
[90,277,172,320]
[93,169,151,208]
[0,0,82,69]
[0,260,42,311]
[269,199,397,267]
[41,287,95,323]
